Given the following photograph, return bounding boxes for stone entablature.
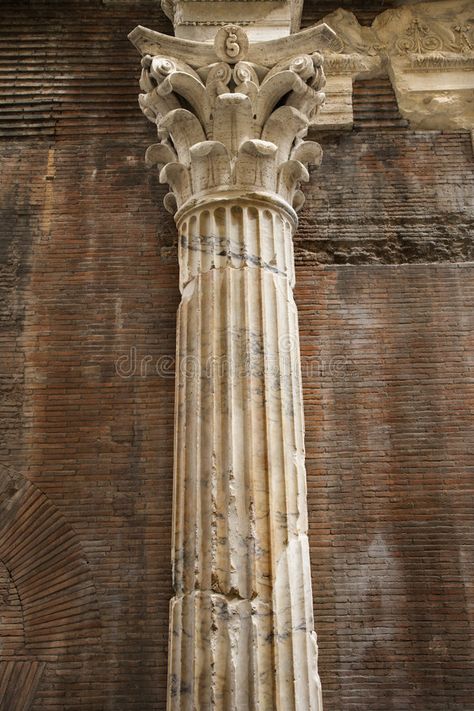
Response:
[161,0,304,41]
[316,0,474,131]
[138,0,474,133]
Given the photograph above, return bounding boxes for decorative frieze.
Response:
[315,0,474,131]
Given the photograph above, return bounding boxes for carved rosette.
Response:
[136,25,327,218]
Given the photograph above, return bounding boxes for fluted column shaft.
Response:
[169,197,321,710]
[128,17,335,709]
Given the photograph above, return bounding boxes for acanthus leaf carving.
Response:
[292,189,306,212]
[290,140,323,167]
[277,159,309,206]
[212,93,254,154]
[145,142,177,168]
[189,141,232,192]
[261,106,308,166]
[163,192,178,214]
[159,162,191,204]
[158,109,206,165]
[132,24,331,213]
[235,139,278,191]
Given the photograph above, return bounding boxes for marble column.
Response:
[129,15,336,710]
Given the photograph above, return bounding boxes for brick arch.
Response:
[0,560,25,654]
[0,513,47,710]
[0,476,101,708]
[0,660,46,711]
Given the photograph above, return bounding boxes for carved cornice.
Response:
[130,23,336,215]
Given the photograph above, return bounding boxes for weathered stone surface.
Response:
[130,12,334,707]
[170,201,322,709]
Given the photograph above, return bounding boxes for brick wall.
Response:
[299,264,474,711]
[0,1,473,709]
[0,138,178,709]
[299,130,474,265]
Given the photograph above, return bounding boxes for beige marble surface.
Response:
[170,209,321,707]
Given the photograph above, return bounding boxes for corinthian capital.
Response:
[129,23,337,216]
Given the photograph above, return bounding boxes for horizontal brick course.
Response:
[298,264,474,711]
